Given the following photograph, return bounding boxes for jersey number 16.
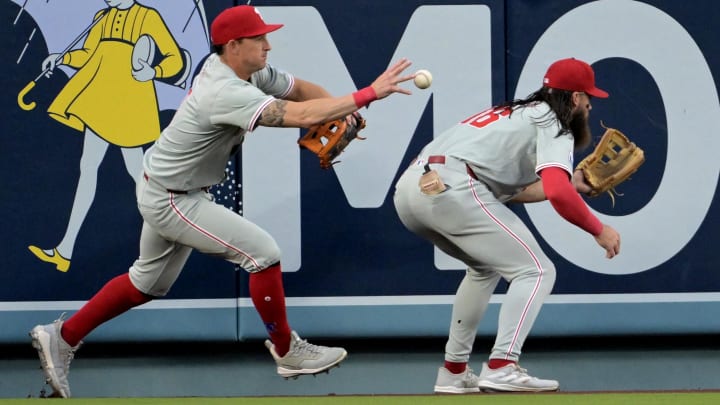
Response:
[461,106,511,129]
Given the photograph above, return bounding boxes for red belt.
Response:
[426,155,478,180]
[143,173,209,194]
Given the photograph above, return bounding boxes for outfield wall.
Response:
[2,0,718,342]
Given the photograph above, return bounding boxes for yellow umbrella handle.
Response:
[15,10,109,112]
[18,81,37,111]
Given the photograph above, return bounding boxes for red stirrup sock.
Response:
[249,263,292,356]
[488,358,516,369]
[444,361,467,374]
[61,273,153,347]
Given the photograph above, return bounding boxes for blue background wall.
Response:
[1,0,718,342]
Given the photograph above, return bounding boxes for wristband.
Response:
[352,86,377,109]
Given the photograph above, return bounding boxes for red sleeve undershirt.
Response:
[540,167,603,236]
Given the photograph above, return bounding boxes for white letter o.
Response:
[519,1,720,275]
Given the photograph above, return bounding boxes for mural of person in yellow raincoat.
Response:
[28,0,184,272]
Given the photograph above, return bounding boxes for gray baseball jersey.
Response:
[393,102,572,364]
[420,102,575,201]
[131,54,294,296]
[144,53,293,191]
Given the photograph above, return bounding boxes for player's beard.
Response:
[570,109,592,150]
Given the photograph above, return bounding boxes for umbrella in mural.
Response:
[13,0,210,111]
[9,0,242,274]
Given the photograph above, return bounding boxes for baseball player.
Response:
[393,58,621,393]
[30,5,415,398]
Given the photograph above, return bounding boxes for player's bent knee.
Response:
[516,261,556,291]
[538,263,557,291]
[230,241,282,273]
[129,266,176,297]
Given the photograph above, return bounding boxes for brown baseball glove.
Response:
[575,124,645,205]
[298,114,366,169]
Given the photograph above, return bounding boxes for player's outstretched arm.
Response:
[258,58,414,129]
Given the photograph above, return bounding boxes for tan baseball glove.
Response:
[575,125,645,205]
[298,114,367,169]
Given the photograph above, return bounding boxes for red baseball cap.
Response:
[543,58,609,98]
[210,6,284,45]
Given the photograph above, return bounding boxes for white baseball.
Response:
[413,69,433,89]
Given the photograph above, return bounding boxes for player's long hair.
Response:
[498,86,591,149]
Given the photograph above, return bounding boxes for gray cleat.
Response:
[477,362,559,392]
[433,366,481,394]
[29,317,82,398]
[264,331,347,378]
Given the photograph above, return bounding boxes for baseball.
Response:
[413,69,433,89]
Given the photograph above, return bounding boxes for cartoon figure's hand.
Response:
[42,54,62,78]
[132,59,156,82]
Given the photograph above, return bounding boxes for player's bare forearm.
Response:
[510,180,546,203]
[284,78,332,101]
[258,96,360,128]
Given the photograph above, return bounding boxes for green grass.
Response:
[4,392,719,404]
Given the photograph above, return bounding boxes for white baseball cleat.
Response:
[477,362,559,392]
[433,366,481,394]
[29,317,82,398]
[264,331,347,379]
